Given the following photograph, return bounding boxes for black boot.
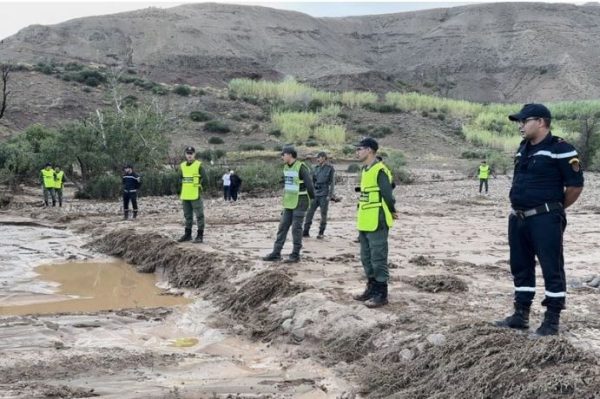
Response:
[123,210,129,220]
[494,303,530,330]
[302,231,310,238]
[262,252,282,262]
[133,210,138,219]
[353,278,375,301]
[52,201,56,207]
[535,309,560,336]
[177,228,192,242]
[44,201,49,207]
[283,253,300,263]
[365,282,388,308]
[317,229,325,239]
[193,230,203,243]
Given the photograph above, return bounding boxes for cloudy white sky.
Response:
[0,1,590,40]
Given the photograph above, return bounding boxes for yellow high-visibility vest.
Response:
[41,169,55,189]
[357,162,393,232]
[478,164,490,179]
[54,170,64,189]
[282,161,307,209]
[180,160,202,201]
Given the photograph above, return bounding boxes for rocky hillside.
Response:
[2,2,600,102]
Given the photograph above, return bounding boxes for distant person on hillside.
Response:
[494,103,583,336]
[222,170,231,201]
[122,164,141,220]
[303,151,335,239]
[229,170,242,201]
[53,165,66,207]
[40,162,56,207]
[262,146,315,263]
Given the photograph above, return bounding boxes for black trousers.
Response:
[479,178,488,193]
[230,185,239,201]
[123,191,138,213]
[508,210,567,311]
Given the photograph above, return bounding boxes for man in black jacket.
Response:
[122,164,141,220]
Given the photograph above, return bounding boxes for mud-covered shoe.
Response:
[353,278,375,301]
[177,228,192,242]
[365,282,388,308]
[262,253,282,262]
[302,232,310,238]
[535,310,560,336]
[317,234,324,239]
[494,304,530,330]
[283,254,300,263]
[193,231,203,243]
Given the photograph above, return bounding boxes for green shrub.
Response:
[197,149,227,161]
[370,126,393,138]
[152,85,168,95]
[35,62,55,75]
[314,124,346,145]
[238,161,282,191]
[190,111,212,122]
[461,149,489,159]
[76,175,121,200]
[347,163,361,173]
[138,171,180,196]
[308,99,324,112]
[363,103,400,113]
[204,120,231,133]
[269,129,282,137]
[173,85,192,96]
[342,145,356,156]
[239,144,265,151]
[122,95,138,108]
[64,62,83,71]
[306,138,318,147]
[208,136,224,144]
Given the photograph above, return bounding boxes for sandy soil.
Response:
[1,168,600,398]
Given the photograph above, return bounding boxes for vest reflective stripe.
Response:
[180,160,202,201]
[283,161,306,209]
[41,169,55,189]
[357,162,393,231]
[54,171,64,189]
[478,165,490,179]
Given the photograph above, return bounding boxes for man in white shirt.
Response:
[222,171,231,201]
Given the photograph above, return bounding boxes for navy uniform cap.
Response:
[509,103,551,121]
[355,137,379,152]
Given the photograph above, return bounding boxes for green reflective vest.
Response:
[180,160,202,201]
[41,169,55,189]
[357,162,393,232]
[54,170,64,189]
[283,161,307,209]
[478,164,490,179]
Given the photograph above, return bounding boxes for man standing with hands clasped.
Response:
[352,138,398,308]
[495,104,583,336]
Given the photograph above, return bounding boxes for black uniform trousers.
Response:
[123,190,138,213]
[508,209,567,311]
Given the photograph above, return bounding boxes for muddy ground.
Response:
[1,168,600,398]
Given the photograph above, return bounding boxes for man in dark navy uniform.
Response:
[495,104,583,336]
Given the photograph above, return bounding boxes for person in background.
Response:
[229,170,242,201]
[53,165,66,207]
[178,146,207,243]
[40,162,56,207]
[222,170,231,201]
[122,164,141,220]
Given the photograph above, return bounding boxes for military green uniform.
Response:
[269,160,315,261]
[180,160,206,240]
[357,160,395,283]
[54,169,65,207]
[40,167,56,207]
[303,162,335,237]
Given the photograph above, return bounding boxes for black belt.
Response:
[511,202,563,219]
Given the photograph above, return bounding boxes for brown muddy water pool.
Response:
[0,260,189,315]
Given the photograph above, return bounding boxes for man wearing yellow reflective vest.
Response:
[263,145,315,263]
[353,138,398,308]
[478,160,495,194]
[40,162,57,207]
[177,146,207,243]
[53,165,65,207]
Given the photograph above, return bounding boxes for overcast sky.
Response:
[0,1,589,41]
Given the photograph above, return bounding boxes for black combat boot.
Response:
[177,228,192,242]
[123,210,129,220]
[133,210,138,219]
[262,252,282,262]
[283,253,300,263]
[365,282,388,308]
[535,309,560,336]
[317,229,325,239]
[494,303,530,330]
[52,200,56,207]
[302,231,310,238]
[353,278,375,301]
[44,201,49,207]
[193,230,203,243]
